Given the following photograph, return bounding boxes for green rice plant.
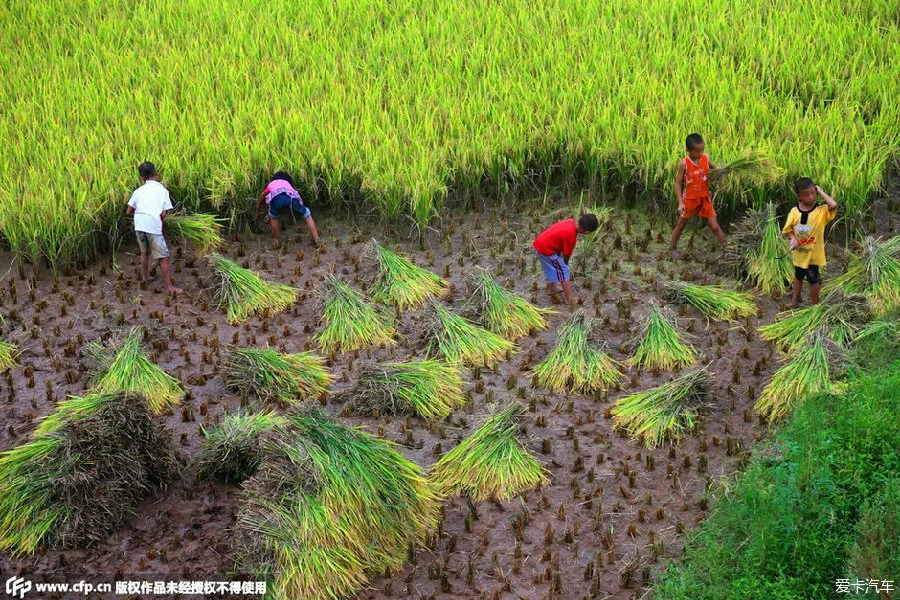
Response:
[465,268,551,340]
[317,275,396,353]
[345,360,465,420]
[571,205,612,276]
[664,281,757,321]
[708,150,780,194]
[755,331,843,421]
[422,299,514,368]
[532,309,623,393]
[430,403,548,501]
[0,340,18,372]
[366,240,448,309]
[85,327,183,415]
[723,203,793,296]
[0,391,176,554]
[221,348,332,407]
[628,302,697,371]
[759,291,872,352]
[610,369,711,449]
[210,253,298,324]
[825,236,900,316]
[164,212,225,255]
[195,410,287,483]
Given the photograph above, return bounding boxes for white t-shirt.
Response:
[128,180,173,235]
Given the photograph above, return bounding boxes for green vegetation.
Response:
[317,275,396,353]
[665,282,757,321]
[422,299,514,368]
[366,241,447,309]
[724,203,793,296]
[628,302,697,371]
[466,268,550,340]
[210,254,298,324]
[759,291,871,351]
[221,348,332,407]
[164,212,225,255]
[826,235,900,317]
[0,340,18,372]
[195,410,287,484]
[345,360,465,419]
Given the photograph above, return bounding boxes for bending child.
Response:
[532,214,599,306]
[254,171,322,247]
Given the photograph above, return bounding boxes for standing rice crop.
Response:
[366,240,448,309]
[430,402,548,501]
[210,254,298,324]
[759,291,871,352]
[422,299,514,368]
[0,340,18,372]
[825,236,900,316]
[317,275,396,353]
[86,327,183,415]
[532,310,623,393]
[195,410,287,483]
[164,212,225,255]
[665,281,757,321]
[222,348,332,407]
[465,268,551,340]
[628,302,697,371]
[344,360,465,420]
[723,203,793,296]
[610,369,711,449]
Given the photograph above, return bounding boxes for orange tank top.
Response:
[683,154,710,199]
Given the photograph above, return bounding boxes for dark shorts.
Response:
[268,192,311,219]
[794,264,820,284]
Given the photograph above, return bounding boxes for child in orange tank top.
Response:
[669,133,727,255]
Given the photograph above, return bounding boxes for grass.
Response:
[759,290,871,352]
[195,410,287,483]
[627,302,697,371]
[465,267,551,340]
[210,253,298,324]
[164,212,225,255]
[422,299,514,368]
[723,203,793,296]
[221,348,332,407]
[366,240,448,309]
[610,369,710,449]
[665,281,757,321]
[85,326,183,415]
[430,403,549,501]
[345,360,465,419]
[317,274,396,353]
[825,235,900,317]
[0,340,18,372]
[532,309,623,393]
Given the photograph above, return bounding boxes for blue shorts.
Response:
[268,192,311,219]
[136,231,169,260]
[534,248,570,283]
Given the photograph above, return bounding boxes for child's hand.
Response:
[789,238,799,250]
[677,202,686,217]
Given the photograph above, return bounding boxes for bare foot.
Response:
[669,248,680,259]
[785,301,799,310]
[167,286,183,295]
[549,293,562,305]
[312,238,325,249]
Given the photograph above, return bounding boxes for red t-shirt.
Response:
[533,219,577,258]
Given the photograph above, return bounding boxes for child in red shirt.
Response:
[532,214,599,306]
[669,133,727,254]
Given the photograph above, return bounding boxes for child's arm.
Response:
[782,211,799,249]
[126,194,136,216]
[674,161,686,216]
[253,191,266,220]
[816,185,837,210]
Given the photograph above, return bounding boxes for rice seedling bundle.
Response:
[366,241,447,309]
[0,340,18,372]
[210,254,298,324]
[164,212,225,255]
[610,369,711,449]
[222,348,332,407]
[345,360,465,419]
[0,391,176,554]
[423,299,514,368]
[86,327,183,415]
[665,281,757,321]
[430,403,548,501]
[628,302,697,371]
[755,331,843,421]
[723,203,793,296]
[532,309,623,393]
[826,236,900,316]
[195,410,287,483]
[465,268,551,340]
[708,151,780,193]
[317,275,396,353]
[759,291,872,352]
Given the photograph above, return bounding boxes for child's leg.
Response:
[807,266,821,305]
[158,258,182,294]
[304,215,321,245]
[706,217,727,247]
[269,217,281,242]
[788,278,803,309]
[140,252,149,282]
[809,283,820,305]
[669,217,690,250]
[546,283,562,304]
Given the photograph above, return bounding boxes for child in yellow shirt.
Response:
[782,178,838,308]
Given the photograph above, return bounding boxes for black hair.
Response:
[794,177,815,194]
[137,161,157,179]
[685,133,704,150]
[272,171,295,187]
[578,213,600,233]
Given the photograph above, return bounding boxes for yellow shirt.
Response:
[782,204,837,269]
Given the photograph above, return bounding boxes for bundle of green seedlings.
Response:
[422,299,514,368]
[366,240,448,309]
[164,212,225,255]
[430,402,548,501]
[722,203,793,296]
[628,302,697,370]
[610,368,711,449]
[759,290,872,352]
[0,391,176,554]
[210,253,299,324]
[344,360,465,419]
[665,281,757,321]
[233,410,440,600]
[85,327,183,414]
[755,330,844,421]
[195,410,287,484]
[465,267,550,340]
[825,236,900,316]
[222,348,332,407]
[708,150,780,193]
[532,309,623,393]
[0,340,18,372]
[317,274,396,353]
